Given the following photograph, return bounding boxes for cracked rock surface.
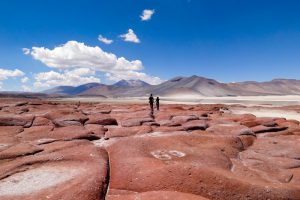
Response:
[0,98,300,200]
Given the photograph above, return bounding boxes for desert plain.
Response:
[0,96,300,200]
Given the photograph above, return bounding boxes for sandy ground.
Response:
[229,107,300,121]
[53,95,300,106]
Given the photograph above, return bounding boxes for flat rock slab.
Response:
[85,114,118,126]
[0,114,34,127]
[106,133,300,199]
[0,140,109,200]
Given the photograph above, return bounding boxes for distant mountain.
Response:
[228,79,300,95]
[43,76,300,97]
[43,82,104,95]
[147,75,235,97]
[113,79,150,87]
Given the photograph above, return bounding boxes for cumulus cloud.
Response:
[26,41,162,86]
[120,29,140,43]
[0,68,24,90]
[34,68,101,88]
[0,68,24,81]
[22,48,31,55]
[22,85,32,92]
[21,77,29,83]
[106,71,162,85]
[140,9,155,21]
[98,35,113,44]
[30,41,142,70]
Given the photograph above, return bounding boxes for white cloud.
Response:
[22,48,31,55]
[0,68,24,90]
[0,68,24,81]
[105,71,162,85]
[21,77,29,83]
[26,41,162,87]
[98,35,113,44]
[22,85,32,92]
[34,68,101,88]
[30,41,142,71]
[140,9,155,21]
[120,29,140,43]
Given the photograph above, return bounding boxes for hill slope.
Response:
[44,76,300,97]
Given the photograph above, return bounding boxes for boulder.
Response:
[206,124,255,137]
[32,116,53,126]
[172,115,199,124]
[84,124,107,138]
[183,120,208,131]
[44,109,88,127]
[121,118,154,127]
[85,114,118,126]
[0,114,34,127]
[251,125,288,134]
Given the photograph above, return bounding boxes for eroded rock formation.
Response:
[0,98,300,199]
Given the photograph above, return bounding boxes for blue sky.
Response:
[0,0,300,91]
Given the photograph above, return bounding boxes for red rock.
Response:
[121,118,154,127]
[172,115,199,124]
[238,135,256,149]
[0,114,34,127]
[153,125,185,132]
[221,113,256,123]
[159,119,181,127]
[1,99,300,199]
[82,108,112,115]
[0,140,109,200]
[17,125,100,141]
[85,114,118,126]
[14,102,28,107]
[107,134,299,199]
[251,125,288,134]
[105,125,152,138]
[44,109,88,127]
[53,119,83,127]
[32,116,53,126]
[0,142,43,160]
[247,137,300,159]
[84,124,107,138]
[107,190,209,200]
[206,124,255,137]
[183,120,208,131]
[0,126,24,136]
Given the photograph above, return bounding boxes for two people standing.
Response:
[149,94,160,113]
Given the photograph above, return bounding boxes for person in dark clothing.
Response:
[149,94,154,113]
[155,97,160,111]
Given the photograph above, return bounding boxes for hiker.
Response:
[156,96,160,110]
[149,94,154,113]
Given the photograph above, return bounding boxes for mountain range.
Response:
[43,76,300,97]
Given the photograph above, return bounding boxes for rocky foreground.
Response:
[0,99,300,200]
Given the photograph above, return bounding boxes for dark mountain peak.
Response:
[113,79,151,87]
[79,82,104,87]
[169,76,186,82]
[271,78,298,82]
